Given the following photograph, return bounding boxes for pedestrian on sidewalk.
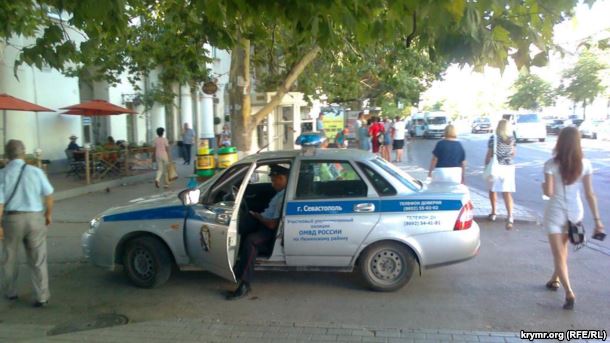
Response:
[181,123,195,165]
[369,117,384,156]
[485,119,516,229]
[0,139,54,307]
[427,125,466,184]
[153,127,172,189]
[357,116,371,151]
[541,127,604,310]
[335,128,349,149]
[382,117,393,161]
[391,116,407,163]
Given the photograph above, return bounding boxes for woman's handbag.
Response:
[563,184,585,247]
[167,162,179,181]
[567,220,586,246]
[483,135,500,182]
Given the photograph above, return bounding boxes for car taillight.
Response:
[454,201,473,230]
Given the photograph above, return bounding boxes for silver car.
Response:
[82,149,480,291]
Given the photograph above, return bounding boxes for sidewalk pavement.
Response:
[49,160,196,201]
[397,164,538,224]
[15,318,533,343]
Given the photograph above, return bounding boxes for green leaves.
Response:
[507,72,556,111]
[559,50,607,108]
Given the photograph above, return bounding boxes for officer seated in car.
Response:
[226,164,289,300]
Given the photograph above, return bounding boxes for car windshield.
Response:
[428,117,447,125]
[372,157,422,192]
[517,114,541,123]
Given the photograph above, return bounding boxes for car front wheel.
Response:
[123,236,172,288]
[359,242,416,292]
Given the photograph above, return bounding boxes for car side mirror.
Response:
[178,189,201,206]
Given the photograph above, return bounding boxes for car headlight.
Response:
[88,216,102,234]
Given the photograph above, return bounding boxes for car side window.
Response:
[357,163,396,196]
[296,161,367,199]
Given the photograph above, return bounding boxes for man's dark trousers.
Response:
[183,144,192,164]
[234,226,275,283]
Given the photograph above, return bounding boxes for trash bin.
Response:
[217,146,238,169]
[196,147,215,177]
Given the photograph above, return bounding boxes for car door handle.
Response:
[354,203,375,213]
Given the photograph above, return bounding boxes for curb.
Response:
[53,172,154,201]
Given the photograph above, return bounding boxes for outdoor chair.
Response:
[65,149,86,178]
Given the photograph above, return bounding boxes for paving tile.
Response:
[477,336,506,343]
[375,330,401,338]
[362,337,388,343]
[425,334,452,340]
[450,334,480,341]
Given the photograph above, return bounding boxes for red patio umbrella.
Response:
[0,93,54,148]
[60,99,137,116]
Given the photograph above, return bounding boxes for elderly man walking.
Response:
[0,140,54,307]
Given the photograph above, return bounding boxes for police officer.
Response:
[0,140,54,307]
[226,164,289,300]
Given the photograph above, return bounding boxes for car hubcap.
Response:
[371,249,403,282]
[133,248,154,279]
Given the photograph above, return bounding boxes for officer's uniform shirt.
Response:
[0,159,54,212]
[261,189,285,220]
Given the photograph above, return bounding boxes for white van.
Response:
[503,113,546,142]
[424,112,449,138]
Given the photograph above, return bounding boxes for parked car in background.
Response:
[471,117,492,134]
[547,119,573,135]
[578,119,604,139]
[503,113,546,142]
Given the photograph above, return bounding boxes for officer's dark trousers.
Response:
[234,226,275,284]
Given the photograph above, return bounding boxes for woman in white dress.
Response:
[542,127,604,310]
[485,119,516,229]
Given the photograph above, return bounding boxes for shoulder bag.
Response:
[3,164,27,209]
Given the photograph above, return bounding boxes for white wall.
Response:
[1,35,81,160]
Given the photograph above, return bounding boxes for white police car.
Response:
[82,149,480,291]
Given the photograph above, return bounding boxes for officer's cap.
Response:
[269,165,290,177]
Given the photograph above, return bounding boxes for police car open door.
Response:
[183,163,256,282]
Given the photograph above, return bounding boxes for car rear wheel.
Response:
[123,236,172,288]
[359,242,416,292]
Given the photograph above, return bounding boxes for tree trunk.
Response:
[228,41,321,153]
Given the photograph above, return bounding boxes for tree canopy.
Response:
[507,72,555,111]
[2,0,592,149]
[559,50,607,116]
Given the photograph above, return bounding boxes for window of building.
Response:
[296,161,367,199]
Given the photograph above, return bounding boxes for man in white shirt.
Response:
[0,140,54,307]
[391,116,407,163]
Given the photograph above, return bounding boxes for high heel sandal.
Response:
[506,217,514,230]
[487,213,496,222]
[563,296,575,310]
[545,280,560,291]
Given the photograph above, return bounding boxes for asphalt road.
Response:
[1,179,609,335]
[405,133,610,237]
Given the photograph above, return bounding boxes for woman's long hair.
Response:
[554,126,583,185]
[496,119,510,142]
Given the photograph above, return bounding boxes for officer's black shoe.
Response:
[225,281,250,300]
